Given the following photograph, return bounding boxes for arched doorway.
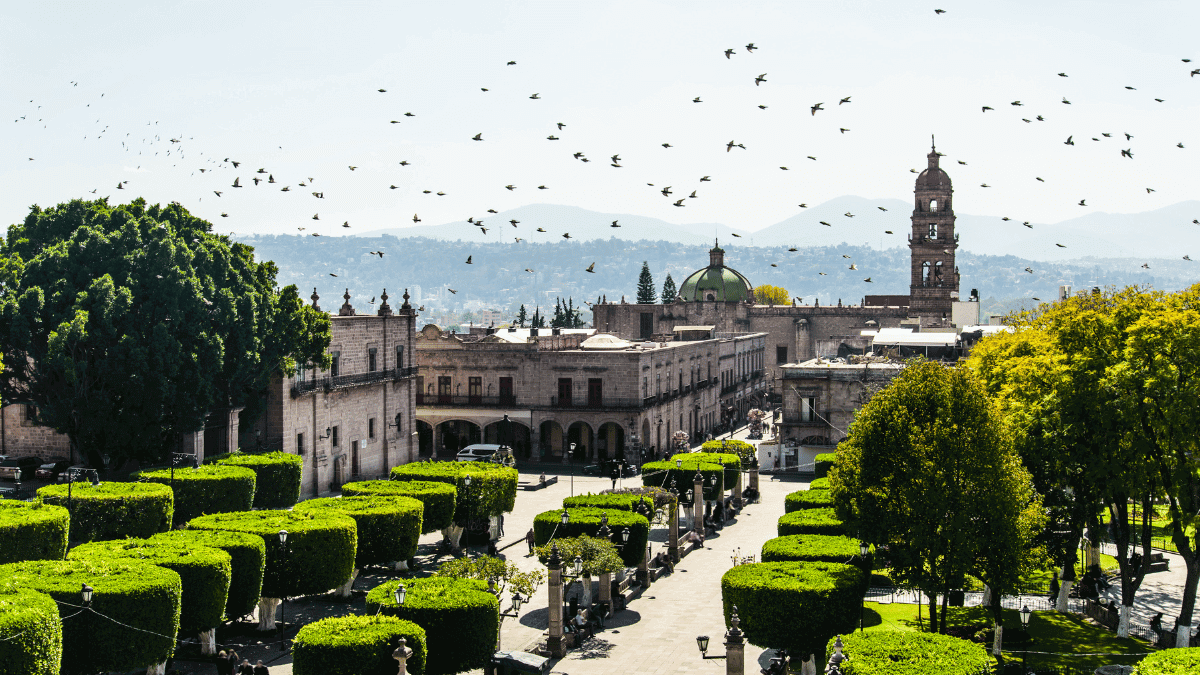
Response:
[416,420,434,457]
[539,420,564,460]
[436,420,480,457]
[596,422,625,461]
[484,419,532,459]
[567,422,595,463]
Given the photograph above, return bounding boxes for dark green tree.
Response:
[530,306,545,328]
[550,299,565,328]
[0,198,331,469]
[514,304,527,328]
[661,274,676,304]
[636,261,656,304]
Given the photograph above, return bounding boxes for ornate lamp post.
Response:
[695,605,746,675]
[859,541,870,632]
[546,544,566,657]
[1020,604,1033,669]
[278,529,289,650]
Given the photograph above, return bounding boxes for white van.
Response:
[456,444,505,462]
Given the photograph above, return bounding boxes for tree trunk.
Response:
[981,584,992,607]
[146,662,166,675]
[443,524,465,550]
[992,622,1004,657]
[1117,604,1131,638]
[1170,511,1200,648]
[257,597,281,632]
[200,628,217,655]
[335,567,359,598]
[800,654,816,675]
[1055,578,1074,612]
[939,588,949,634]
[927,592,938,634]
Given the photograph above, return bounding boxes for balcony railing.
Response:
[292,367,415,397]
[549,396,644,410]
[417,394,519,407]
[750,369,763,380]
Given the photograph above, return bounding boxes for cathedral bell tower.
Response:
[908,137,959,320]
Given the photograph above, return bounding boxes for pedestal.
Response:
[547,564,565,657]
[668,501,680,562]
[637,545,651,587]
[693,477,705,536]
[598,571,612,616]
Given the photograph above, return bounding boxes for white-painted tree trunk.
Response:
[257,597,281,631]
[582,576,593,605]
[1086,542,1101,569]
[1177,624,1191,649]
[393,559,409,572]
[1056,579,1073,612]
[1117,604,1131,638]
[335,567,360,598]
[146,661,166,675]
[992,622,1003,656]
[200,628,217,655]
[800,654,816,675]
[981,584,992,607]
[443,524,464,549]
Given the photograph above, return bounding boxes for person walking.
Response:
[253,659,269,675]
[215,650,230,675]
[525,528,536,556]
[239,658,254,675]
[226,650,240,675]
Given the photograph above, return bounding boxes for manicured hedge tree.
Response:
[69,539,231,634]
[809,477,830,490]
[784,489,835,512]
[343,480,456,533]
[562,492,654,513]
[761,535,873,573]
[367,577,499,675]
[152,529,265,620]
[532,507,650,567]
[671,451,741,487]
[0,585,62,675]
[133,464,256,526]
[701,439,756,467]
[293,614,428,675]
[213,451,304,508]
[0,501,69,563]
[188,509,356,599]
[640,460,724,502]
[36,481,173,542]
[295,496,423,567]
[1133,647,1200,675]
[721,561,865,662]
[814,453,838,478]
[828,631,990,675]
[778,508,846,536]
[0,559,181,674]
[390,461,518,527]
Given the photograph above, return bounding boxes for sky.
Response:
[2,1,1198,247]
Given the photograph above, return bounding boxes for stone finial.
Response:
[378,289,393,316]
[311,288,320,311]
[548,543,562,568]
[401,288,411,309]
[338,288,355,316]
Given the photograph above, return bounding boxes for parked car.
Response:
[456,444,504,462]
[56,465,91,483]
[0,456,42,481]
[35,460,73,480]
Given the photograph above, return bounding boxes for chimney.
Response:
[530,327,539,337]
[551,327,561,336]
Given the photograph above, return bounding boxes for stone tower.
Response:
[909,138,959,319]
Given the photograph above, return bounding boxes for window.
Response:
[930,199,938,212]
[928,222,938,239]
[499,377,514,405]
[330,351,341,377]
[588,378,603,407]
[438,376,451,404]
[776,345,788,364]
[801,397,816,422]
[469,376,482,404]
[331,425,339,447]
[296,432,304,455]
[368,348,378,372]
[558,378,573,407]
[639,313,654,340]
[642,376,648,397]
[368,418,376,439]
[396,345,405,369]
[416,376,424,403]
[24,404,37,423]
[297,365,306,382]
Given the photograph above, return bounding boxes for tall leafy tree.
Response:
[550,298,565,328]
[514,304,527,328]
[636,261,656,304]
[0,198,331,468]
[661,274,676,304]
[753,284,789,305]
[831,360,1044,634]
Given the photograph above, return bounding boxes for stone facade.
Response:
[255,288,419,498]
[414,326,767,463]
[0,403,70,460]
[908,140,960,319]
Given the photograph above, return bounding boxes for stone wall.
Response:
[0,404,70,460]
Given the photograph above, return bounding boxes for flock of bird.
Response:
[10,7,1198,308]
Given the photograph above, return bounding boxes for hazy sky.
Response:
[3,1,1197,243]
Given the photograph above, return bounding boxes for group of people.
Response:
[216,650,268,675]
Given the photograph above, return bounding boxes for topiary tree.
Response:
[210,451,304,508]
[778,508,846,536]
[152,529,265,621]
[701,439,756,467]
[367,577,499,675]
[671,451,740,488]
[640,460,724,502]
[761,535,872,573]
[785,489,835,512]
[1133,646,1200,675]
[814,453,837,478]
[69,538,231,653]
[722,561,865,673]
[36,481,173,542]
[532,507,650,566]
[133,464,256,526]
[390,461,517,548]
[188,509,356,631]
[562,492,654,513]
[434,555,545,601]
[0,559,181,674]
[827,631,990,675]
[0,501,69,563]
[809,477,830,490]
[534,535,624,576]
[293,614,428,675]
[343,480,456,533]
[295,496,423,589]
[0,585,62,675]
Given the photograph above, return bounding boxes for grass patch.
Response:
[859,603,1154,671]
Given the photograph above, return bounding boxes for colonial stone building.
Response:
[414,325,767,463]
[0,403,70,460]
[255,288,419,498]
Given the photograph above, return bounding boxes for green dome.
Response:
[677,245,753,302]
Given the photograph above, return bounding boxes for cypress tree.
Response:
[515,304,527,327]
[661,273,677,304]
[636,261,657,304]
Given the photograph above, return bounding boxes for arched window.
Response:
[928,222,938,239]
[921,261,931,286]
[934,261,944,287]
[929,199,938,212]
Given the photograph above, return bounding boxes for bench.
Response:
[1149,552,1169,574]
[518,475,558,491]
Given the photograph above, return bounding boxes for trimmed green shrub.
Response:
[778,508,846,536]
[0,585,62,675]
[0,559,181,674]
[760,535,872,573]
[784,489,835,512]
[367,577,498,675]
[69,539,231,633]
[36,481,173,542]
[721,561,865,658]
[152,529,265,620]
[133,464,256,526]
[390,461,517,527]
[343,480,456,533]
[188,509,356,598]
[671,451,741,487]
[295,496,423,567]
[562,492,654,513]
[810,477,830,490]
[701,439,756,467]
[214,451,304,508]
[532,507,650,567]
[829,631,990,675]
[814,453,838,478]
[534,535,624,576]
[0,501,69,563]
[640,460,724,501]
[1134,647,1200,675]
[294,614,428,675]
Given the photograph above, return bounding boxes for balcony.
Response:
[548,396,645,411]
[292,368,410,397]
[750,370,763,381]
[417,394,519,408]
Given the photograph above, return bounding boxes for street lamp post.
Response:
[569,443,577,496]
[859,542,871,632]
[1020,604,1032,670]
[278,530,289,650]
[696,605,746,675]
